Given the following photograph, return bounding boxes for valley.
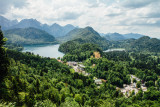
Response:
[1,15,160,107]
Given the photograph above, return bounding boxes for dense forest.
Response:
[4,27,57,45]
[111,36,160,53]
[1,27,160,107]
[59,40,102,61]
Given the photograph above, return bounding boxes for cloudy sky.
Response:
[0,0,160,37]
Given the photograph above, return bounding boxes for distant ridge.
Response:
[102,32,145,41]
[0,15,76,37]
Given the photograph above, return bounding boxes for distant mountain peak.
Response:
[51,23,61,26]
[103,32,145,41]
[0,16,75,37]
[64,24,73,27]
[85,26,94,30]
[64,24,75,28]
[19,18,40,24]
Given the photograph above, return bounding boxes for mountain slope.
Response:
[0,16,18,30]
[111,36,160,52]
[58,27,107,42]
[43,23,75,37]
[104,33,126,41]
[10,19,42,29]
[129,36,160,52]
[4,27,57,45]
[59,27,110,52]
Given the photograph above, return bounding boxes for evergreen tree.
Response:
[0,26,9,83]
[0,26,9,99]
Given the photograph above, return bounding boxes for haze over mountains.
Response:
[0,15,149,45]
[0,15,75,37]
[102,33,145,41]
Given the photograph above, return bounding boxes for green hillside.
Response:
[4,27,57,45]
[59,27,110,50]
[129,36,160,52]
[112,36,160,52]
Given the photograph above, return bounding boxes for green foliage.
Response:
[133,78,137,83]
[136,81,141,88]
[2,49,119,106]
[104,51,131,61]
[4,43,23,51]
[4,27,57,45]
[85,58,131,87]
[34,99,56,107]
[58,27,110,50]
[59,42,102,61]
[0,27,9,93]
[111,36,160,53]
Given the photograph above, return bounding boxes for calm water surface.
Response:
[22,44,64,58]
[104,48,125,52]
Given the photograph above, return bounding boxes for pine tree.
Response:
[0,26,9,83]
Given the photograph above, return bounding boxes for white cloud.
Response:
[0,0,28,14]
[1,0,160,38]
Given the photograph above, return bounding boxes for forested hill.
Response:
[130,36,160,52]
[117,36,160,52]
[4,27,57,45]
[58,26,110,50]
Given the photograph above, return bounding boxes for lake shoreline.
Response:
[22,44,64,58]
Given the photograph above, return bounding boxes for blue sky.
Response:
[0,0,160,38]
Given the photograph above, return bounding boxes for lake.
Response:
[103,48,125,52]
[22,44,64,58]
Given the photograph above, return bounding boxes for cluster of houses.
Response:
[119,75,147,97]
[67,61,90,76]
[67,61,107,84]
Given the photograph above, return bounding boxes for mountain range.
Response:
[0,16,18,30]
[102,32,145,41]
[0,15,75,37]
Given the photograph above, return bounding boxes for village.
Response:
[119,75,147,97]
[66,61,148,97]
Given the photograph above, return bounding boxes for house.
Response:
[92,64,96,67]
[123,84,127,87]
[78,64,85,71]
[67,61,77,66]
[95,79,102,85]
